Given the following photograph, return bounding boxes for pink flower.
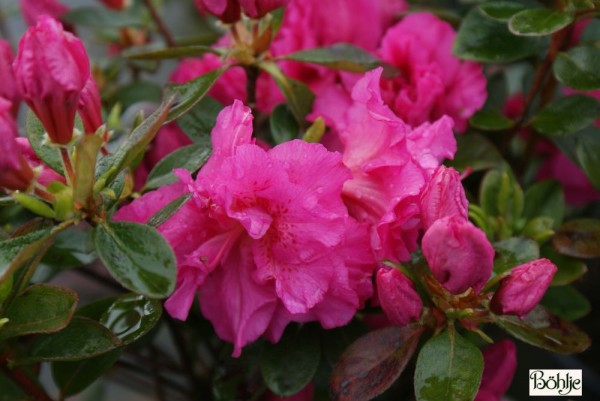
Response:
[420,165,468,230]
[239,0,290,18]
[78,76,103,134]
[116,100,374,356]
[377,13,486,131]
[19,0,70,27]
[13,16,90,145]
[194,0,241,23]
[475,340,517,401]
[0,40,20,117]
[422,215,494,294]
[0,98,33,191]
[376,266,422,327]
[491,259,557,318]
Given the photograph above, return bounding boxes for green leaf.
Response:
[552,218,600,258]
[0,372,27,400]
[566,0,594,11]
[147,194,192,228]
[554,46,600,90]
[495,305,590,354]
[11,193,56,219]
[284,44,381,73]
[454,7,547,62]
[330,325,423,401]
[93,221,176,298]
[63,6,142,27]
[111,81,163,111]
[0,284,78,340]
[20,317,121,364]
[493,237,540,274]
[176,96,222,143]
[270,103,300,144]
[575,128,600,190]
[508,9,574,36]
[531,95,600,136]
[260,324,321,397]
[414,330,483,401]
[469,110,515,131]
[447,133,504,172]
[165,67,227,122]
[523,180,565,228]
[303,117,326,143]
[480,166,524,231]
[259,62,315,125]
[124,45,219,60]
[25,110,64,175]
[98,294,162,345]
[541,245,587,286]
[74,134,103,210]
[53,349,122,397]
[479,1,527,21]
[0,226,53,283]
[145,143,211,190]
[541,286,591,321]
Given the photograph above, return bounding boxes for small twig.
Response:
[141,0,176,48]
[59,147,75,186]
[0,353,54,401]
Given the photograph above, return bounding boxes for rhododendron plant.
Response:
[0,2,597,401]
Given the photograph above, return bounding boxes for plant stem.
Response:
[59,147,75,186]
[0,353,54,401]
[245,65,259,110]
[142,0,176,48]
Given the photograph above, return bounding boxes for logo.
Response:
[529,369,582,396]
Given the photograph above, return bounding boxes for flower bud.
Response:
[194,0,241,23]
[0,40,21,117]
[420,165,468,230]
[376,267,422,326]
[490,258,557,318]
[97,0,130,10]
[422,215,494,294]
[239,0,290,19]
[19,0,69,27]
[0,99,33,191]
[13,16,90,145]
[475,340,517,401]
[78,76,103,134]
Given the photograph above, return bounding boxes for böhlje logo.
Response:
[529,369,582,396]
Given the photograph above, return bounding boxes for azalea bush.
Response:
[0,0,599,400]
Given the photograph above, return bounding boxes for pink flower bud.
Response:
[194,0,241,23]
[78,77,103,134]
[490,258,557,318]
[13,16,90,145]
[422,215,494,294]
[19,0,69,27]
[0,99,33,191]
[475,340,517,401]
[376,267,422,327]
[0,40,21,117]
[239,0,289,18]
[420,166,468,230]
[97,0,130,10]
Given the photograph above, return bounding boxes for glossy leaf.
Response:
[53,349,122,397]
[531,95,600,136]
[145,142,211,190]
[541,286,591,321]
[479,1,526,21]
[176,96,222,143]
[523,180,565,228]
[454,7,547,62]
[0,284,78,340]
[541,245,587,286]
[414,330,483,401]
[331,325,423,401]
[554,46,600,90]
[98,294,162,345]
[20,317,121,364]
[495,306,591,354]
[284,44,381,73]
[124,45,219,60]
[447,133,504,172]
[493,237,540,274]
[0,226,53,282]
[270,103,300,144]
[93,221,176,298]
[552,218,600,258]
[508,9,574,36]
[261,324,321,397]
[147,194,192,228]
[469,110,514,131]
[25,110,63,175]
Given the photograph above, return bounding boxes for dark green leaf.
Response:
[469,110,515,131]
[414,330,483,401]
[99,294,162,345]
[509,9,574,36]
[0,284,78,340]
[541,286,591,321]
[0,227,53,283]
[124,45,219,60]
[177,96,222,143]
[166,67,226,122]
[20,317,121,364]
[479,1,527,21]
[575,128,600,189]
[322,320,368,367]
[552,218,600,258]
[25,110,64,175]
[554,46,600,90]
[0,372,27,401]
[260,324,321,397]
[145,143,211,190]
[531,95,600,136]
[447,133,504,172]
[331,325,423,401]
[493,237,540,274]
[454,7,547,62]
[147,194,192,228]
[284,44,381,73]
[496,305,590,353]
[53,349,122,397]
[480,166,524,229]
[270,103,300,144]
[541,245,587,286]
[63,6,142,27]
[523,180,565,228]
[93,221,176,298]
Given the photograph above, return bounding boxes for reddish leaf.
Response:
[552,218,600,258]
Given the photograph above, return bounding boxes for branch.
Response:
[0,353,54,401]
[142,0,176,48]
